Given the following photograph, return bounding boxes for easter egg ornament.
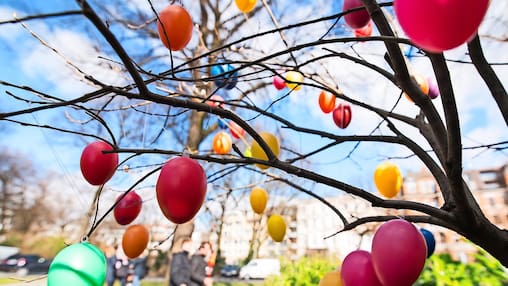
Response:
[394,0,490,52]
[319,91,336,114]
[374,161,402,198]
[156,157,207,224]
[218,118,228,129]
[212,131,233,155]
[404,74,429,102]
[206,95,224,108]
[250,132,280,169]
[420,228,436,257]
[235,0,257,13]
[80,141,118,186]
[332,103,352,129]
[249,187,268,214]
[267,214,286,242]
[371,219,427,286]
[211,63,238,90]
[284,71,303,91]
[122,224,150,259]
[341,250,381,286]
[355,21,373,38]
[157,5,193,51]
[319,270,343,286]
[273,75,286,90]
[243,147,252,158]
[48,242,106,286]
[428,78,440,99]
[114,191,142,225]
[343,0,371,29]
[228,121,245,139]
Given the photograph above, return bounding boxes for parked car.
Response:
[220,264,240,277]
[0,254,51,276]
[239,258,280,280]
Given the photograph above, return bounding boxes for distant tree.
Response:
[0,150,36,235]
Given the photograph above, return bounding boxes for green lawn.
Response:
[0,278,13,285]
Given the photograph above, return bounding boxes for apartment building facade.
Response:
[216,164,508,264]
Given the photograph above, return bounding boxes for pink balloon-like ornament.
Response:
[371,219,427,286]
[394,0,490,52]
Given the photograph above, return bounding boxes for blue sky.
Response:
[1,0,507,204]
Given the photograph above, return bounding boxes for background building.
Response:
[401,164,508,261]
[217,164,508,264]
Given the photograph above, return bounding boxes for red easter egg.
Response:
[156,157,207,224]
[394,0,489,52]
[343,0,371,29]
[371,219,427,286]
[228,121,245,139]
[341,250,382,286]
[80,141,118,186]
[273,75,286,90]
[114,191,142,225]
[355,21,373,38]
[157,5,193,51]
[319,91,336,113]
[332,103,352,129]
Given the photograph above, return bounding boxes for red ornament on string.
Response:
[156,157,207,224]
[332,103,352,129]
[80,141,118,186]
[343,0,371,29]
[114,191,142,225]
[354,21,373,38]
[157,5,193,51]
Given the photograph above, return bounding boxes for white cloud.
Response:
[18,28,128,97]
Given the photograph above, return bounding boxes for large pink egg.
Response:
[394,0,489,52]
[371,219,427,286]
[343,0,371,29]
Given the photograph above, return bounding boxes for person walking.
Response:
[170,238,193,286]
[190,242,213,286]
[131,251,148,286]
[106,247,117,286]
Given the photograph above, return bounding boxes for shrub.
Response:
[264,256,339,286]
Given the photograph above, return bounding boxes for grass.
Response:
[0,278,13,285]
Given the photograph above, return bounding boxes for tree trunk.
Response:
[461,215,508,267]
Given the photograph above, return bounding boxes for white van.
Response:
[239,258,280,279]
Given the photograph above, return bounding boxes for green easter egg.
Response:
[48,242,106,286]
